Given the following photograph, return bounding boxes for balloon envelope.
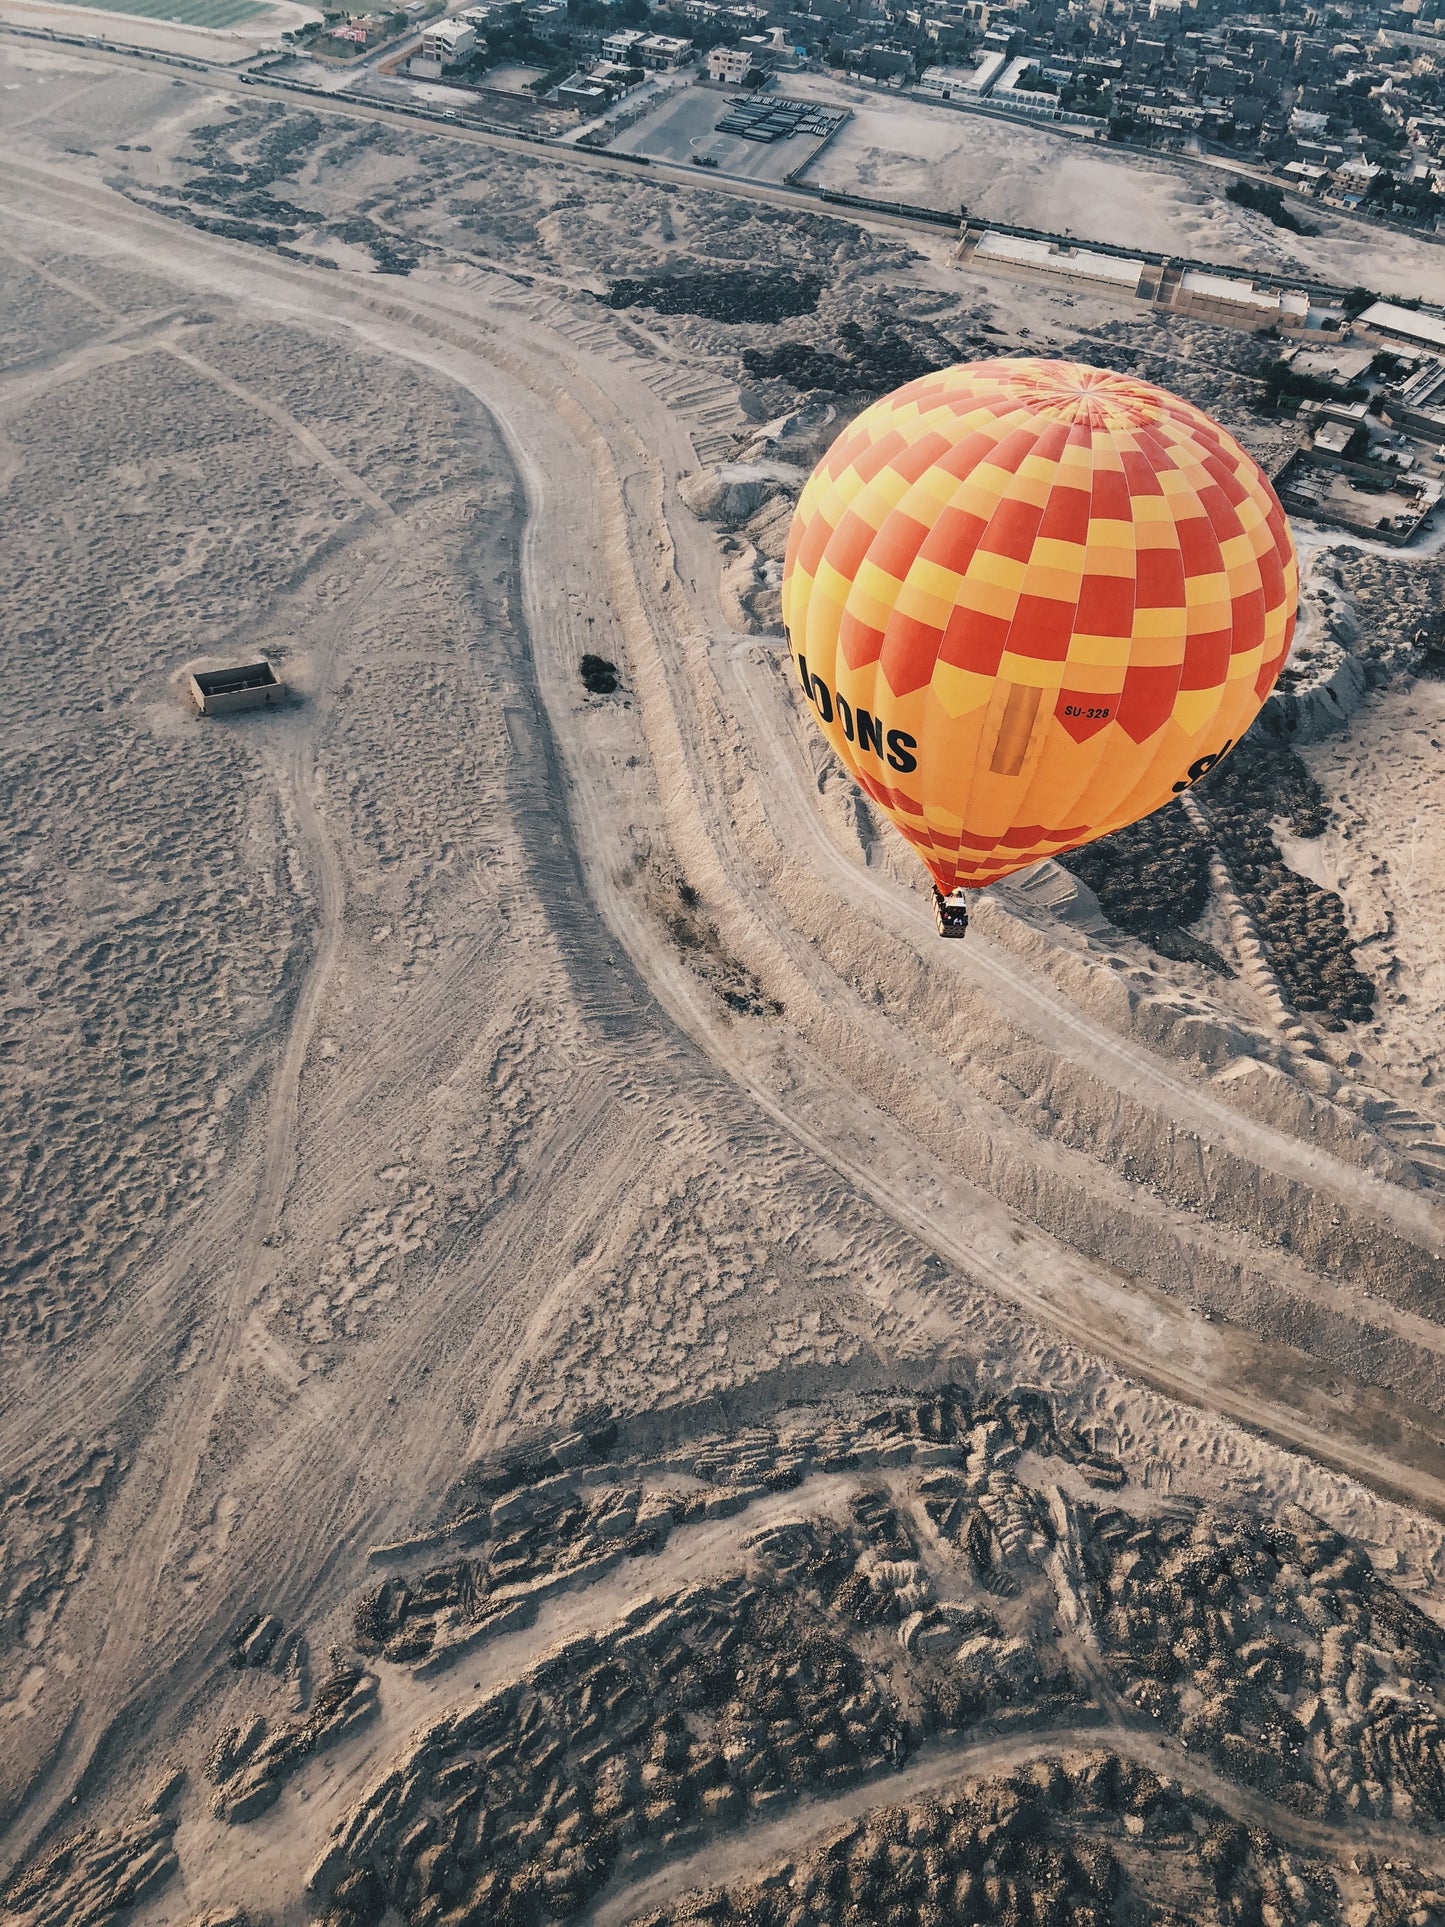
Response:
[781,358,1298,893]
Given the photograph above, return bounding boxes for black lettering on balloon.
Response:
[792,660,910,772]
[886,728,918,774]
[795,654,833,723]
[1171,739,1234,793]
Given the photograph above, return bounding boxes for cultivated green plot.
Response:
[52,0,268,29]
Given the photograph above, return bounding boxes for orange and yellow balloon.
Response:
[781,358,1297,895]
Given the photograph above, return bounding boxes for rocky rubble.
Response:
[1196,734,1375,1026]
[21,1386,1445,1927]
[352,1388,1114,1673]
[1059,802,1229,977]
[1084,1500,1445,1825]
[607,272,823,326]
[313,1576,906,1925]
[629,1750,1346,1927]
[739,316,973,403]
[207,1662,378,1824]
[318,1384,1445,1925]
[1061,733,1375,1025]
[116,108,420,272]
[0,1777,182,1927]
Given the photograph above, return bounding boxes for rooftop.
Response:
[1360,301,1445,350]
[1179,269,1280,311]
[973,232,1145,291]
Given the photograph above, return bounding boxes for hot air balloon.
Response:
[780,358,1297,938]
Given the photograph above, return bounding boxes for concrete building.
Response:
[188,661,284,717]
[419,17,476,62]
[708,42,755,78]
[636,32,691,64]
[1312,420,1355,457]
[919,48,1004,93]
[959,224,1317,334]
[856,44,914,76]
[1284,344,1375,388]
[525,2,566,30]
[1384,356,1445,441]
[1357,300,1445,355]
[1169,269,1309,331]
[600,25,645,61]
[558,72,611,106]
[970,230,1148,294]
[918,61,981,96]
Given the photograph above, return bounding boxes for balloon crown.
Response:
[976,357,1168,431]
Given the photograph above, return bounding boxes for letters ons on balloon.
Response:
[793,651,918,774]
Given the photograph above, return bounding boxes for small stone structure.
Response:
[188,661,283,717]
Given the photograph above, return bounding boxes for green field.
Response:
[55,0,268,29]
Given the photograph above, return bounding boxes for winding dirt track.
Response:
[4,135,1445,1870]
[583,1716,1445,1927]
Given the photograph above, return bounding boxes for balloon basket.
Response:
[932,888,969,940]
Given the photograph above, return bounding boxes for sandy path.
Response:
[6,538,387,1839]
[584,1716,1445,1927]
[726,642,1439,1244]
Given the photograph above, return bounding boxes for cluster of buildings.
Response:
[709,0,1445,220]
[1274,319,1445,541]
[954,225,1445,543]
[307,0,1445,202]
[289,0,430,54]
[403,0,700,83]
[395,0,779,98]
[903,0,1445,221]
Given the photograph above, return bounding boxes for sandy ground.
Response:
[0,0,316,62]
[4,42,1445,1921]
[777,70,1445,303]
[1279,675,1445,1091]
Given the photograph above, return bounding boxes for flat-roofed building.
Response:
[707,42,754,79]
[636,31,691,63]
[970,230,1147,295]
[919,49,1003,93]
[600,25,645,60]
[1171,270,1308,331]
[1357,300,1445,355]
[420,17,476,62]
[188,661,284,717]
[1384,355,1445,442]
[558,72,611,105]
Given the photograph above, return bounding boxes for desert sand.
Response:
[777,71,1445,303]
[3,37,1445,1927]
